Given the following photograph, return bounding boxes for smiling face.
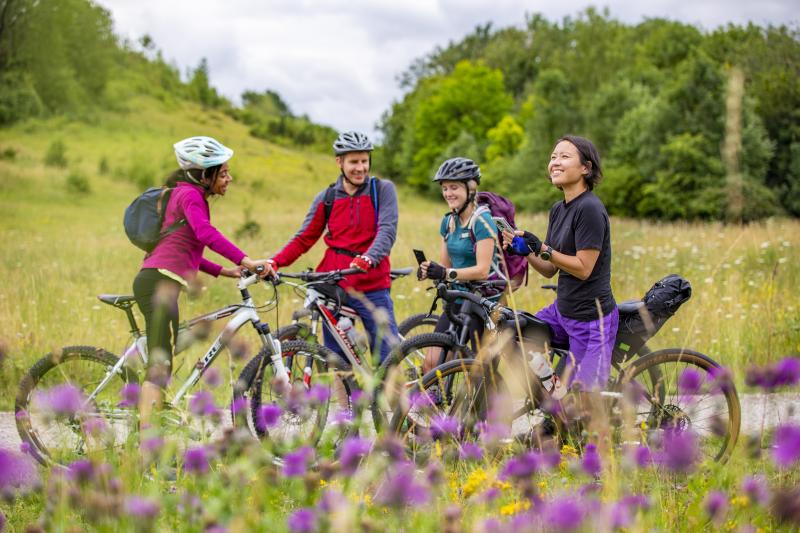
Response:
[440,180,469,210]
[210,163,232,196]
[548,140,589,190]
[336,151,370,186]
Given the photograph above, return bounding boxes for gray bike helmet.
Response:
[333,131,374,155]
[432,157,481,185]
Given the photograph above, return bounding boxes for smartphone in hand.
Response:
[413,249,427,265]
[493,216,515,234]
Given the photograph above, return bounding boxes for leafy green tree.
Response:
[486,115,524,162]
[409,60,512,188]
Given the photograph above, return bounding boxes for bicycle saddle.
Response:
[97,294,136,309]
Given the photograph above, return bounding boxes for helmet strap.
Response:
[455,182,475,216]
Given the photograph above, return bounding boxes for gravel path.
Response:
[2,393,798,452]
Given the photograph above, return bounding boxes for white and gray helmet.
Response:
[174,136,234,170]
[332,131,373,155]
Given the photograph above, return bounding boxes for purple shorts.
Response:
[535,302,619,390]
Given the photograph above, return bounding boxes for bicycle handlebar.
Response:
[278,268,361,283]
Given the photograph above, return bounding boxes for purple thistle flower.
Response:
[409,390,436,409]
[203,367,222,388]
[430,414,461,439]
[773,357,800,387]
[704,490,728,523]
[82,416,108,437]
[331,408,353,425]
[741,476,769,506]
[256,403,283,432]
[188,390,218,417]
[19,441,33,457]
[610,501,633,529]
[283,446,314,478]
[476,420,511,443]
[183,446,211,475]
[307,384,330,405]
[37,384,87,417]
[230,397,248,417]
[657,429,699,473]
[543,494,586,531]
[632,445,652,468]
[287,508,317,533]
[375,461,430,508]
[459,442,483,461]
[481,487,501,503]
[677,368,704,395]
[118,383,141,408]
[67,459,95,483]
[317,489,347,513]
[772,423,800,468]
[141,436,164,457]
[500,451,542,480]
[125,496,160,520]
[708,366,734,394]
[581,443,602,477]
[0,448,40,493]
[0,510,5,531]
[338,437,371,476]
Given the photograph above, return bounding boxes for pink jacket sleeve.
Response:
[182,192,247,267]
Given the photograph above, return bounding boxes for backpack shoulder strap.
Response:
[157,187,186,239]
[370,177,379,215]
[322,183,337,228]
[466,205,492,244]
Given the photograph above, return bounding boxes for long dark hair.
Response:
[556,135,603,190]
[164,165,223,192]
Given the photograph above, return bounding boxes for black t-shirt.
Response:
[545,190,615,321]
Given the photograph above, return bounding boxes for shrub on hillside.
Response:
[44,140,67,167]
[66,171,91,195]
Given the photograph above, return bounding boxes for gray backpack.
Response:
[123,187,186,252]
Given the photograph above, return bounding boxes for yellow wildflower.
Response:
[462,468,488,499]
[730,496,748,508]
[492,479,512,491]
[500,500,531,516]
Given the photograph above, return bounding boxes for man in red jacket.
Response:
[269,131,400,362]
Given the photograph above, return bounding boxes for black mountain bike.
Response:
[387,283,742,465]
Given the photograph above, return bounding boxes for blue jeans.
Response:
[322,288,399,364]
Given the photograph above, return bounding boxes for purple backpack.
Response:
[447,191,529,290]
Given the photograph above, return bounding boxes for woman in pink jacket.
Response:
[133,136,271,429]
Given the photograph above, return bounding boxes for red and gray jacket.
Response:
[271,176,398,292]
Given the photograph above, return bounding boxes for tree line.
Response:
[377,9,800,221]
[0,0,335,150]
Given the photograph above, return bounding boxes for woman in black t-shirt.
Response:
[504,136,618,402]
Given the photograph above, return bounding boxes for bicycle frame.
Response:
[87,272,288,410]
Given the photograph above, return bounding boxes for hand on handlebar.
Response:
[349,255,373,273]
[240,257,279,280]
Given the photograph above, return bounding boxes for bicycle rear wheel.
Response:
[234,340,354,454]
[615,348,741,464]
[15,346,138,466]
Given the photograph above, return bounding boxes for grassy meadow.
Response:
[1,96,799,531]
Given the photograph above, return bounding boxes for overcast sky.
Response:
[98,0,797,139]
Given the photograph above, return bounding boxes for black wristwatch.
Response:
[540,245,553,261]
[446,268,458,281]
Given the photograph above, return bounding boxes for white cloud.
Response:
[99,0,798,137]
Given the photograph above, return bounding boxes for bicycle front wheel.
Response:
[235,340,354,454]
[397,313,440,341]
[15,346,138,466]
[372,332,475,432]
[389,358,503,463]
[615,348,741,464]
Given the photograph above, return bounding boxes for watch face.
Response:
[540,248,552,260]
[448,269,458,280]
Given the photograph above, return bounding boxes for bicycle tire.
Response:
[388,357,504,462]
[233,340,355,454]
[15,346,138,466]
[397,313,440,340]
[615,348,741,464]
[371,332,476,432]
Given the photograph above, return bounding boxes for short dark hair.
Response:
[556,135,603,190]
